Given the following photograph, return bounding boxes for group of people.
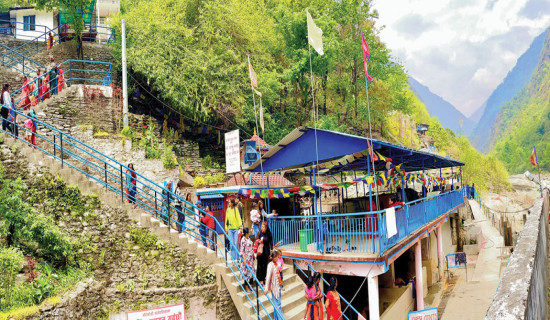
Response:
[1,83,38,146]
[20,64,65,110]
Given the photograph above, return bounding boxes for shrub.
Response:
[163,146,176,169]
[0,247,24,309]
[193,176,205,188]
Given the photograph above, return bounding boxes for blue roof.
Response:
[246,127,464,173]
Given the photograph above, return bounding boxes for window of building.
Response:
[23,15,36,31]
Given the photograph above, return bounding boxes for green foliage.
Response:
[0,247,24,309]
[112,0,412,145]
[493,60,550,173]
[411,95,510,192]
[191,266,215,286]
[163,146,177,169]
[140,122,162,159]
[129,227,162,251]
[31,275,56,304]
[193,176,206,188]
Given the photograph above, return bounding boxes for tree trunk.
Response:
[353,58,358,120]
[323,71,327,115]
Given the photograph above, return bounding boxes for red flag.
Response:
[530,146,538,166]
[367,139,378,161]
[361,29,373,82]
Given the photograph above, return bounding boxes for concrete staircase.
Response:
[3,134,307,319]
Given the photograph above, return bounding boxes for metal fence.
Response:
[270,189,465,255]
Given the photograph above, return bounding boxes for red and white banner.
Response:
[127,303,185,320]
[408,307,438,320]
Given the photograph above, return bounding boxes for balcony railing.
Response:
[270,189,465,255]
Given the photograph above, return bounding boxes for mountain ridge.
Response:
[408,77,474,135]
[470,28,548,152]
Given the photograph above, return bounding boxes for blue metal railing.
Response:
[293,261,361,320]
[270,189,465,255]
[0,42,46,76]
[0,72,279,319]
[9,59,112,108]
[0,19,114,73]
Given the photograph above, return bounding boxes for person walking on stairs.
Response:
[174,181,185,232]
[239,227,255,292]
[162,181,172,225]
[203,205,216,250]
[1,83,11,133]
[325,277,342,320]
[256,221,273,285]
[225,198,242,263]
[304,272,324,320]
[265,250,285,320]
[125,163,137,208]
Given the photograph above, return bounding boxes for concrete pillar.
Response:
[368,275,380,320]
[415,241,424,310]
[436,225,444,281]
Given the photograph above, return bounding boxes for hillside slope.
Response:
[494,30,550,173]
[408,77,474,135]
[471,28,547,152]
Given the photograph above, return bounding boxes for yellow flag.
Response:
[306,10,324,55]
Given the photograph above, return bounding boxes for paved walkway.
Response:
[440,200,504,320]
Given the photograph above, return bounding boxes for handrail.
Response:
[292,261,360,320]
[0,42,45,76]
[2,106,280,319]
[1,69,280,318]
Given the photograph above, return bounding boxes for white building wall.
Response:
[11,9,56,41]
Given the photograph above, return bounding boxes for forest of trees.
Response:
[108,0,509,190]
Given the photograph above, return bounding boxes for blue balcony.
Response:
[270,189,465,256]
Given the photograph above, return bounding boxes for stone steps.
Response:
[2,127,307,320]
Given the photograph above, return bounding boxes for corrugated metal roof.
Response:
[246,126,464,172]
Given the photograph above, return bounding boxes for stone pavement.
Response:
[440,200,504,320]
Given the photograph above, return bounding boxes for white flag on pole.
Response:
[306,10,324,56]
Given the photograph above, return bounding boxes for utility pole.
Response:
[122,19,129,128]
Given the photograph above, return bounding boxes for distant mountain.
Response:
[408,77,474,135]
[469,102,486,124]
[470,29,547,152]
[492,28,550,173]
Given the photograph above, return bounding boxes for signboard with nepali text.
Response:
[408,307,438,320]
[127,303,185,320]
[225,129,241,174]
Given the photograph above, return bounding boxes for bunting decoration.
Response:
[237,169,462,199]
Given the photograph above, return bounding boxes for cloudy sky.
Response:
[373,0,550,117]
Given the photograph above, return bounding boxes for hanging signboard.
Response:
[408,307,438,320]
[127,303,185,320]
[225,129,241,174]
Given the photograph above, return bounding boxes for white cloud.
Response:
[373,0,550,117]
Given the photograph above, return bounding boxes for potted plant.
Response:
[193,176,205,189]
[215,172,225,187]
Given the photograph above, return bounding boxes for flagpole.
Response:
[247,53,265,190]
[307,11,322,253]
[362,29,380,210]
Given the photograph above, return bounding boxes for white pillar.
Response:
[436,225,444,281]
[121,19,128,128]
[415,241,424,310]
[368,275,380,320]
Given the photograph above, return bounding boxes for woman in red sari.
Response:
[304,272,324,320]
[57,67,65,92]
[20,76,32,110]
[325,277,342,320]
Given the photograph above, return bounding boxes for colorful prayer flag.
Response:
[248,57,258,88]
[367,139,379,161]
[306,10,324,55]
[361,29,373,82]
[530,146,538,166]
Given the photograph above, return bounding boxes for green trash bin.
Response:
[299,230,309,252]
[305,228,314,244]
